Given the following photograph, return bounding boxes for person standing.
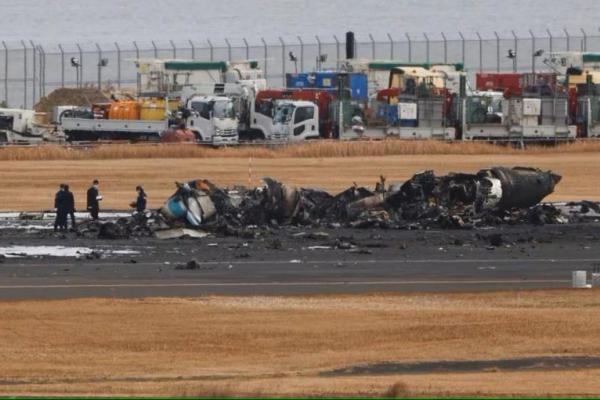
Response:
[54,184,68,232]
[87,179,102,220]
[64,184,76,230]
[134,185,147,213]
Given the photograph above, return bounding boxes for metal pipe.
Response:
[151,40,158,58]
[261,37,268,78]
[547,29,553,53]
[494,31,500,72]
[243,38,249,60]
[76,43,83,88]
[369,33,376,60]
[114,42,121,89]
[225,38,232,61]
[564,28,570,51]
[441,32,447,64]
[58,43,65,87]
[207,39,214,61]
[37,45,45,97]
[581,28,587,51]
[387,33,394,59]
[279,36,285,86]
[333,35,340,68]
[458,31,465,65]
[30,40,36,105]
[2,41,6,105]
[476,32,482,72]
[170,40,177,59]
[133,41,140,94]
[511,30,518,72]
[96,43,103,89]
[529,29,536,73]
[423,33,430,63]
[21,40,27,108]
[405,33,412,62]
[297,36,304,72]
[188,39,195,60]
[315,35,322,65]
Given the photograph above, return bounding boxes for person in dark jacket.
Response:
[64,184,76,229]
[134,185,147,213]
[86,179,102,220]
[54,184,68,232]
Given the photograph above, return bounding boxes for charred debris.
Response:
[146,166,571,236]
[72,166,600,240]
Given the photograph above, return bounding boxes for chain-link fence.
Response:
[2,29,599,109]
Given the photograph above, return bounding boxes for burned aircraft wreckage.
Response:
[149,166,566,236]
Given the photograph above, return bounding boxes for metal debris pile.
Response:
[153,166,569,236]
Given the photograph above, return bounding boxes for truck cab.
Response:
[185,95,238,145]
[271,100,319,141]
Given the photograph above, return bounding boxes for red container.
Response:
[476,73,522,93]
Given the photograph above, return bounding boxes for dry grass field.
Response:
[0,151,598,211]
[1,290,600,397]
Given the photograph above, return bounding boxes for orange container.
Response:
[109,100,140,120]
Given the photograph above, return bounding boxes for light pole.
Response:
[70,57,81,88]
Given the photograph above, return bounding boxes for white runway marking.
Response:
[0,279,569,290]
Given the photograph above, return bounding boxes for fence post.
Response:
[529,29,536,73]
[30,40,36,105]
[423,33,430,63]
[441,32,447,64]
[207,39,214,61]
[333,35,340,68]
[2,41,6,105]
[315,35,322,65]
[387,33,394,59]
[297,36,304,72]
[581,28,587,51]
[225,38,232,61]
[547,29,553,53]
[21,40,27,108]
[243,38,249,60]
[114,42,121,89]
[76,43,83,88]
[37,45,45,97]
[511,30,517,72]
[369,33,376,59]
[95,43,102,89]
[564,28,570,51]
[494,31,500,72]
[58,43,65,87]
[188,39,195,60]
[170,40,176,59]
[133,41,140,93]
[405,33,412,62]
[261,37,267,77]
[476,32,482,72]
[459,31,465,65]
[279,36,285,86]
[151,40,158,58]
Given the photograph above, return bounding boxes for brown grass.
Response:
[1,290,600,397]
[0,152,598,211]
[3,139,600,161]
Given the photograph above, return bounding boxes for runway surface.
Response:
[1,219,599,299]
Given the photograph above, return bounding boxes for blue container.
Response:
[347,73,368,100]
[286,73,311,88]
[314,71,337,89]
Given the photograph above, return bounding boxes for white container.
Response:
[572,270,591,288]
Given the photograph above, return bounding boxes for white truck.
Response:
[0,108,55,144]
[270,100,320,141]
[182,93,238,145]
